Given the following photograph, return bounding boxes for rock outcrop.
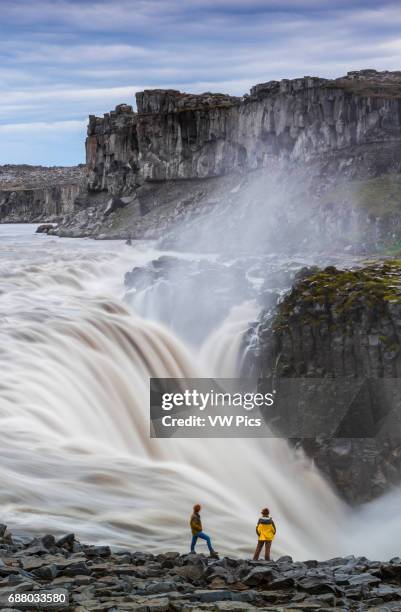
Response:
[253,261,401,504]
[4,70,401,245]
[1,526,401,610]
[86,70,401,193]
[0,165,85,223]
[51,69,401,244]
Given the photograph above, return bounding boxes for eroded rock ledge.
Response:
[5,69,401,244]
[1,525,401,610]
[254,261,401,504]
[86,69,401,194]
[50,69,401,243]
[0,165,85,223]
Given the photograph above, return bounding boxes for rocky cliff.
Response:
[253,261,401,504]
[50,69,401,244]
[4,70,401,244]
[86,70,401,192]
[0,165,85,223]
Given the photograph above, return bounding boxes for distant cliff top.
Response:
[136,89,240,114]
[331,69,401,98]
[0,165,86,191]
[250,69,401,99]
[91,69,401,123]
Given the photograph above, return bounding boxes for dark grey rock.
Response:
[131,551,155,565]
[36,224,54,234]
[83,545,111,558]
[40,534,56,550]
[297,576,337,595]
[348,573,381,587]
[174,563,205,582]
[253,261,401,503]
[142,581,178,595]
[242,566,276,586]
[276,555,293,564]
[0,527,400,611]
[381,562,401,579]
[56,533,75,552]
[191,589,233,603]
[269,575,296,589]
[33,563,59,580]
[61,561,90,577]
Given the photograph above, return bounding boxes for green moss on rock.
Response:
[274,260,401,332]
[321,173,401,218]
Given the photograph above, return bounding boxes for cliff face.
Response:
[86,70,401,196]
[56,69,401,243]
[85,91,241,193]
[254,262,401,504]
[8,69,397,243]
[0,184,83,223]
[0,166,85,223]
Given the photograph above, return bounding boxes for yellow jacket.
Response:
[256,517,276,541]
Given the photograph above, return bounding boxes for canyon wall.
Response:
[0,165,85,223]
[0,184,83,223]
[86,70,401,196]
[4,69,401,242]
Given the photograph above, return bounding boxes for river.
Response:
[0,224,400,560]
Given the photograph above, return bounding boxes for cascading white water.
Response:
[1,225,401,560]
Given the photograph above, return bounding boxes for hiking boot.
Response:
[209,550,219,559]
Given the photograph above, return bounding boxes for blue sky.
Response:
[2,0,401,166]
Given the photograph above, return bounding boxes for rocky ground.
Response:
[48,175,228,240]
[45,162,401,259]
[1,525,401,611]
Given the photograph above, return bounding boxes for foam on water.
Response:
[0,225,400,559]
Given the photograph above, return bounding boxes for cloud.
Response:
[1,0,401,164]
[0,86,142,126]
[8,44,153,65]
[1,86,139,105]
[0,120,86,133]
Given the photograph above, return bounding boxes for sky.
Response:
[2,0,401,166]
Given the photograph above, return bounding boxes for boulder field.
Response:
[1,526,401,611]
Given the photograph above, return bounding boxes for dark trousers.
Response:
[253,539,272,560]
[191,531,213,553]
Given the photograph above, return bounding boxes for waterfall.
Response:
[0,225,400,560]
[199,301,258,377]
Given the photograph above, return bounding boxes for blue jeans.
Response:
[191,531,213,553]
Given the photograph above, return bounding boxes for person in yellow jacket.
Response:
[253,507,276,560]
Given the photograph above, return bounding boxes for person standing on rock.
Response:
[190,504,218,558]
[253,507,276,561]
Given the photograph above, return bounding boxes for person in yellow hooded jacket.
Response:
[253,507,276,560]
